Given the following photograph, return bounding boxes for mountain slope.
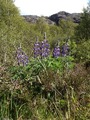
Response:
[22,11,81,25]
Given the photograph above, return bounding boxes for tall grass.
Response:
[0,58,90,119]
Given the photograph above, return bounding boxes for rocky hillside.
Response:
[49,11,81,24]
[22,15,55,25]
[22,11,81,25]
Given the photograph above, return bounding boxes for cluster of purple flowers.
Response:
[53,45,60,58]
[33,35,50,58]
[15,34,69,66]
[16,47,29,66]
[53,43,69,58]
[41,39,50,58]
[33,39,41,58]
[34,40,69,58]
[33,33,69,59]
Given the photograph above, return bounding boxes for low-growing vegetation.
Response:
[0,0,90,120]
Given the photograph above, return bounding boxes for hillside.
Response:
[22,11,81,25]
[0,0,90,119]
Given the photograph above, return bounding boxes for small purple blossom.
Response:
[33,38,41,58]
[41,39,50,58]
[16,47,29,66]
[62,43,69,57]
[53,45,60,58]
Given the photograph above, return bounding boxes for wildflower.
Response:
[53,45,60,58]
[62,43,69,56]
[41,33,50,58]
[21,52,29,66]
[16,47,29,66]
[33,37,41,58]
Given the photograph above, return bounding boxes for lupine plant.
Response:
[33,33,50,58]
[33,37,41,58]
[53,44,60,58]
[14,34,74,78]
[41,33,50,58]
[62,43,69,56]
[16,47,29,66]
[8,34,75,120]
[9,34,74,85]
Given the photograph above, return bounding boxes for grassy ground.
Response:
[0,62,90,120]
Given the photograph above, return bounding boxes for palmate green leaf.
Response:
[41,56,74,73]
[50,59,63,71]
[8,55,74,82]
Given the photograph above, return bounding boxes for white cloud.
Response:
[14,0,88,16]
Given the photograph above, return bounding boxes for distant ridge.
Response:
[49,11,81,24]
[22,11,81,25]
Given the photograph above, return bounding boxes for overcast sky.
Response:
[14,0,88,16]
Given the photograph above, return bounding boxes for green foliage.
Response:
[75,4,90,41]
[73,3,90,62]
[59,19,77,37]
[45,56,74,72]
[9,56,74,82]
[0,0,77,65]
[0,61,90,119]
[35,17,49,35]
[0,1,90,119]
[0,0,33,64]
[75,40,90,62]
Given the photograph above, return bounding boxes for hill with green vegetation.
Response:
[0,0,90,119]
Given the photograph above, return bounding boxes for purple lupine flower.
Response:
[33,38,41,58]
[53,45,60,58]
[41,39,50,58]
[16,47,22,65]
[21,52,29,66]
[62,43,69,57]
[16,47,29,66]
